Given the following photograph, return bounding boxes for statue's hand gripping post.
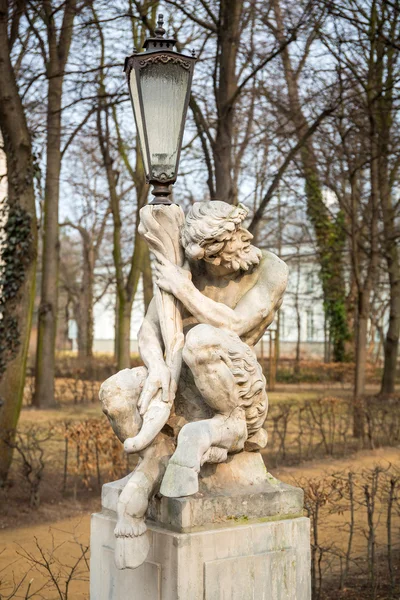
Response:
[123,203,186,454]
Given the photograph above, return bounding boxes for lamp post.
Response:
[124,14,196,205]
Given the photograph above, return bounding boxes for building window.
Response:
[307,310,314,341]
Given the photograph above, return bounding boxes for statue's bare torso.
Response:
[182,250,286,346]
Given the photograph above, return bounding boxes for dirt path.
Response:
[271,446,400,479]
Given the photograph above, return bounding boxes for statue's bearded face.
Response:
[204,227,262,272]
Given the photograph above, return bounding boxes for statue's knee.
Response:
[183,324,219,367]
[179,421,198,437]
[99,367,147,442]
[119,477,149,517]
[178,421,211,446]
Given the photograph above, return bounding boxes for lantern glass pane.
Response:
[140,60,189,180]
[129,69,149,175]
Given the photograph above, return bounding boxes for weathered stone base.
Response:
[90,510,310,600]
[91,454,311,599]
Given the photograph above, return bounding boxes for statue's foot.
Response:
[114,531,150,570]
[114,516,149,570]
[114,515,147,538]
[160,462,199,497]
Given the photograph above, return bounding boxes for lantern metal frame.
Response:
[124,15,196,205]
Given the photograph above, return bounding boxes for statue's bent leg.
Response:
[115,434,174,569]
[160,411,247,497]
[160,324,266,498]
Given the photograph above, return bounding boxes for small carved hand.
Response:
[124,436,142,454]
[138,363,171,415]
[153,253,191,296]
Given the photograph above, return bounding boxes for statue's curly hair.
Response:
[222,342,268,437]
[181,201,248,260]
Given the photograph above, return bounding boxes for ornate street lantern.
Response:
[124,15,196,205]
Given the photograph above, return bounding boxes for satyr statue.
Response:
[100,200,288,569]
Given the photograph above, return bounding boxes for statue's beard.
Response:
[219,245,262,272]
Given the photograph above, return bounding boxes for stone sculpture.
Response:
[99,200,288,570]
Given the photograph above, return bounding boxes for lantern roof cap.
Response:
[143,14,177,52]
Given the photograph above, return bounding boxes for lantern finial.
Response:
[155,14,165,38]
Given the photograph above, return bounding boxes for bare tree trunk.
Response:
[272,0,348,361]
[34,0,77,408]
[73,266,94,360]
[345,275,357,359]
[102,139,144,369]
[276,310,280,364]
[114,292,119,362]
[34,77,62,407]
[87,281,94,358]
[74,303,86,357]
[295,313,301,373]
[352,105,379,437]
[380,149,400,393]
[117,299,133,370]
[79,241,94,358]
[96,15,148,370]
[377,2,400,394]
[0,0,37,483]
[116,232,145,368]
[276,188,282,364]
[381,276,400,393]
[213,0,242,204]
[353,292,369,438]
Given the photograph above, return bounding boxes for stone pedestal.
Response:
[90,453,311,600]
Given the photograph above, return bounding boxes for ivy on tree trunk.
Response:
[0,0,38,483]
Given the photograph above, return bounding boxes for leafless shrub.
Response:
[266,395,400,466]
[6,426,55,508]
[293,466,400,599]
[0,549,48,599]
[269,403,293,461]
[364,395,400,450]
[54,377,101,406]
[16,535,89,600]
[386,475,399,590]
[303,478,338,599]
[59,419,130,493]
[0,572,35,599]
